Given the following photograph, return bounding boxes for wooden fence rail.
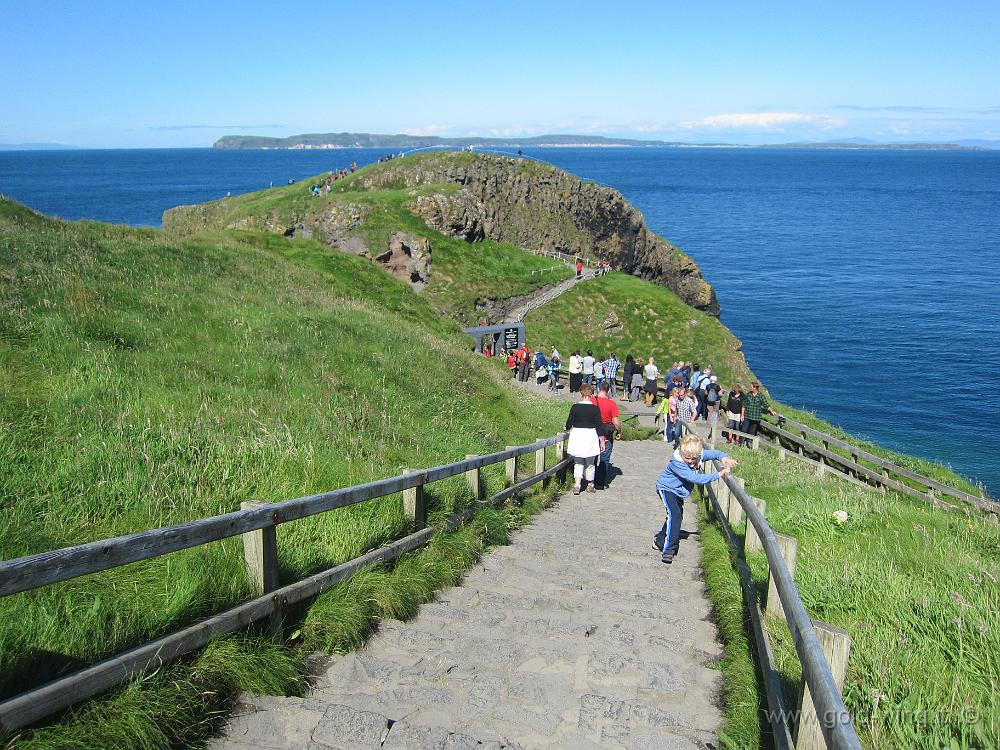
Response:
[683,423,862,750]
[0,434,570,733]
[758,418,998,515]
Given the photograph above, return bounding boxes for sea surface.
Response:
[2,146,998,496]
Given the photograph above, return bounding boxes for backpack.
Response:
[706,385,719,403]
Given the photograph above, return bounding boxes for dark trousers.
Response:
[517,361,530,381]
[742,419,761,446]
[654,489,685,554]
[596,438,614,487]
[569,373,582,392]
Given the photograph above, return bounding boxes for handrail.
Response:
[0,433,570,732]
[760,418,998,514]
[721,468,861,750]
[682,422,862,749]
[0,437,565,598]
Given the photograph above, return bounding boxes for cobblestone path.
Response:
[210,439,723,750]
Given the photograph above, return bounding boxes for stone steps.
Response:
[208,440,723,750]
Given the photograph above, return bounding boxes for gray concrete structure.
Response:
[464,322,524,353]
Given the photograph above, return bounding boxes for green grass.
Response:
[524,270,755,389]
[0,197,571,745]
[698,498,765,749]
[162,165,574,325]
[725,444,1000,749]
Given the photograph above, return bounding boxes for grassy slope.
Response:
[725,445,999,749]
[0,198,568,745]
[163,166,574,325]
[524,271,755,389]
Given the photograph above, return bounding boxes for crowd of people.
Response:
[491,342,763,566]
[310,162,360,196]
[495,345,780,449]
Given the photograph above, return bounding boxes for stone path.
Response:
[209,439,724,749]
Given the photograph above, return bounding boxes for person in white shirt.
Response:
[581,350,596,384]
[643,357,660,406]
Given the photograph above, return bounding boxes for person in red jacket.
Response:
[515,344,532,382]
[576,259,583,279]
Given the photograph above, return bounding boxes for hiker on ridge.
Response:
[581,350,596,385]
[593,381,622,489]
[643,357,660,407]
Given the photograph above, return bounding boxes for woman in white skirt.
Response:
[564,383,604,494]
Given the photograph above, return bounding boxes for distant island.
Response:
[212,132,995,151]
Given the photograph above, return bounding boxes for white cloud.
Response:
[681,112,846,130]
[403,124,453,136]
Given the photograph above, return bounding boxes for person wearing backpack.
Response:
[695,366,714,420]
[704,375,722,434]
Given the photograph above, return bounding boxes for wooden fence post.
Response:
[816,455,827,477]
[727,476,746,529]
[715,478,730,520]
[766,533,798,620]
[535,442,547,486]
[505,447,518,486]
[744,497,767,554]
[555,437,568,483]
[752,435,760,451]
[240,501,279,596]
[240,500,282,635]
[778,444,787,461]
[794,621,852,750]
[466,455,483,501]
[403,470,426,528]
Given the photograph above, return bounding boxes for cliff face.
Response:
[355,153,718,315]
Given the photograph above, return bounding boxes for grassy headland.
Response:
[162,171,574,325]
[0,197,568,746]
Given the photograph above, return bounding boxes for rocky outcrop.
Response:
[163,201,433,291]
[356,153,718,315]
[375,232,431,291]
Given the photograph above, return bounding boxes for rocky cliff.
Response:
[163,152,718,315]
[354,152,718,315]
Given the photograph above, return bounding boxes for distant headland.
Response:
[211,131,996,151]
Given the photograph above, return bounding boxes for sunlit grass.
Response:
[714,445,1000,749]
[0,197,568,746]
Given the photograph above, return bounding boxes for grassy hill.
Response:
[0,197,568,747]
[3,146,995,749]
[524,271,754,387]
[162,172,574,325]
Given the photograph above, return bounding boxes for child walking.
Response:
[654,434,736,564]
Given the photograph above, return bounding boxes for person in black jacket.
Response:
[565,383,603,494]
[620,355,635,402]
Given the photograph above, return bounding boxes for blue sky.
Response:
[3,0,998,147]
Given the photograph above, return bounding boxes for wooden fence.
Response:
[0,434,571,733]
[682,422,863,750]
[755,416,998,515]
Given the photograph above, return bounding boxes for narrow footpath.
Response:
[210,386,724,750]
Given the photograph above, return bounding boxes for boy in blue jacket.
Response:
[654,433,737,563]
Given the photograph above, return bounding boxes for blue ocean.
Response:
[2,146,998,496]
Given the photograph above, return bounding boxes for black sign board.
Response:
[503,327,520,350]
